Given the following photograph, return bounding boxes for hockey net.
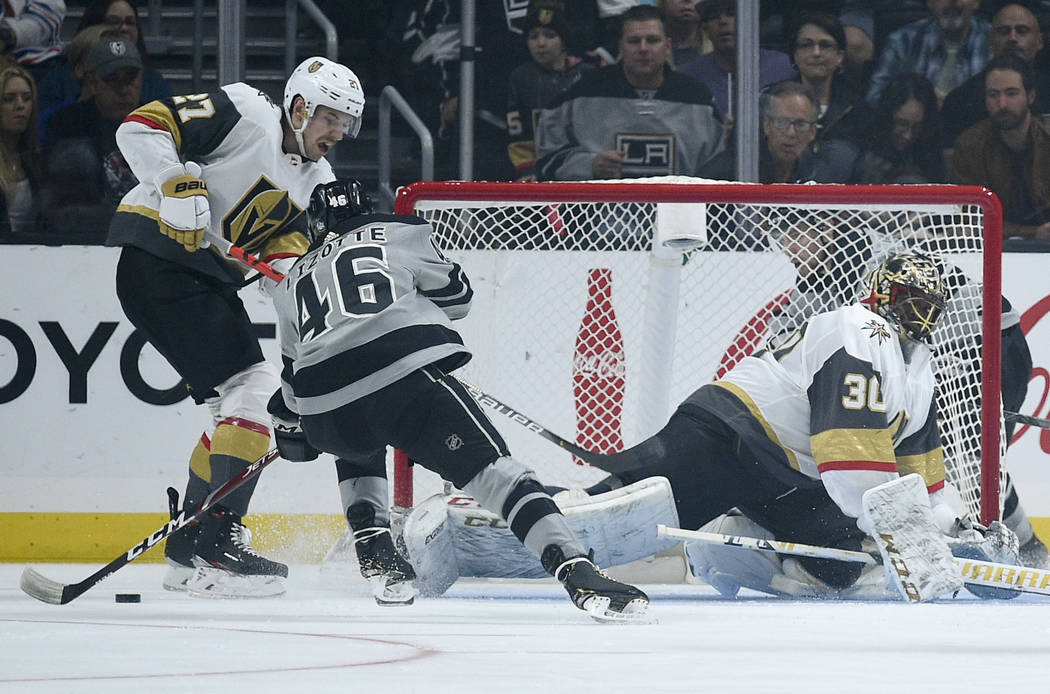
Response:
[389,178,1004,528]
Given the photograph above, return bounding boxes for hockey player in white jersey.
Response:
[266,179,649,621]
[105,57,365,597]
[583,253,1019,601]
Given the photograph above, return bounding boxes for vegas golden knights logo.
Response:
[221,177,303,249]
[308,60,323,73]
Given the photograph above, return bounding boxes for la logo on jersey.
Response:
[615,133,676,176]
[222,176,303,250]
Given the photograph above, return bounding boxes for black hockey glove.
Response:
[267,390,320,462]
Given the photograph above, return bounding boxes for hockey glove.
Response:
[266,390,320,462]
[155,161,210,251]
[946,519,1022,600]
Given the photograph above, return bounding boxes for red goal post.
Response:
[392,179,1005,525]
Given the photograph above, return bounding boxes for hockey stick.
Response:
[657,525,1050,597]
[459,382,605,466]
[1005,411,1050,430]
[20,448,281,605]
[204,230,287,283]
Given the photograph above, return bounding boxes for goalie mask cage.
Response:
[392,178,1004,525]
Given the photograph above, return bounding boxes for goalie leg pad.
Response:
[685,513,824,598]
[863,474,962,602]
[400,493,460,597]
[442,476,680,580]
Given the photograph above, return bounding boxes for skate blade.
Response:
[162,565,193,592]
[581,595,654,624]
[370,576,416,606]
[186,567,286,599]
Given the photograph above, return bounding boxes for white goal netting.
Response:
[393,178,1004,525]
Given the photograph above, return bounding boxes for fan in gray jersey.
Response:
[266,179,649,621]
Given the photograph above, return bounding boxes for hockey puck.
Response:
[115,593,141,603]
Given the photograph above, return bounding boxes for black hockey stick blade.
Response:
[20,448,280,605]
[1005,411,1050,430]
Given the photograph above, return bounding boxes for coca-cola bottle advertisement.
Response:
[573,268,626,464]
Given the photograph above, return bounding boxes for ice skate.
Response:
[161,522,198,592]
[1020,534,1050,569]
[349,502,416,605]
[187,507,287,598]
[542,546,649,623]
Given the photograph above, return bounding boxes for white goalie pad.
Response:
[400,493,460,597]
[401,476,679,595]
[863,474,963,602]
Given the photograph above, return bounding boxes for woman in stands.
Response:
[0,64,42,234]
[790,12,873,148]
[855,72,947,184]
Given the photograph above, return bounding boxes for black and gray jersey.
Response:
[271,213,473,415]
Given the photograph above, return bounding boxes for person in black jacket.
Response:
[790,12,874,147]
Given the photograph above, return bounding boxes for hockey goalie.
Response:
[397,253,1021,601]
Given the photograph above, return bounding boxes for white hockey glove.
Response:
[154,161,210,251]
[266,390,319,462]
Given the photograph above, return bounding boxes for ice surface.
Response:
[2,563,1049,693]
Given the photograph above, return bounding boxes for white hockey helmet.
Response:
[283,57,365,157]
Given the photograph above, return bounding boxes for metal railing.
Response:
[193,0,337,88]
[378,86,435,208]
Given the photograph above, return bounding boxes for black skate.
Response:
[161,522,199,592]
[542,546,649,623]
[1020,534,1050,569]
[188,507,288,598]
[348,502,416,605]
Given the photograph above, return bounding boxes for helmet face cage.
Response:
[863,253,947,342]
[283,57,366,140]
[306,179,374,246]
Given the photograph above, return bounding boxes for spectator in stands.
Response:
[839,8,876,88]
[0,1,64,84]
[660,0,707,66]
[677,0,795,122]
[940,2,1048,159]
[37,24,118,144]
[698,80,860,183]
[506,2,595,181]
[856,72,947,183]
[0,64,41,234]
[401,0,601,181]
[37,0,171,124]
[790,12,873,146]
[952,55,1050,239]
[867,0,990,106]
[41,35,142,238]
[535,5,723,181]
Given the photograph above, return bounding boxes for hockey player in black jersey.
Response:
[266,179,649,621]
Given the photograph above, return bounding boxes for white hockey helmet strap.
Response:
[283,57,365,159]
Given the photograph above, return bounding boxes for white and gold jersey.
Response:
[107,83,334,284]
[685,304,945,519]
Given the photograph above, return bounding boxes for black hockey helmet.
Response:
[861,252,946,343]
[306,178,373,246]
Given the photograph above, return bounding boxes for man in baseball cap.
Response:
[82,36,143,122]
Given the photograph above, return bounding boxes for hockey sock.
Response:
[208,418,270,516]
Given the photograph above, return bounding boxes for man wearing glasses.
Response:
[701,80,860,184]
